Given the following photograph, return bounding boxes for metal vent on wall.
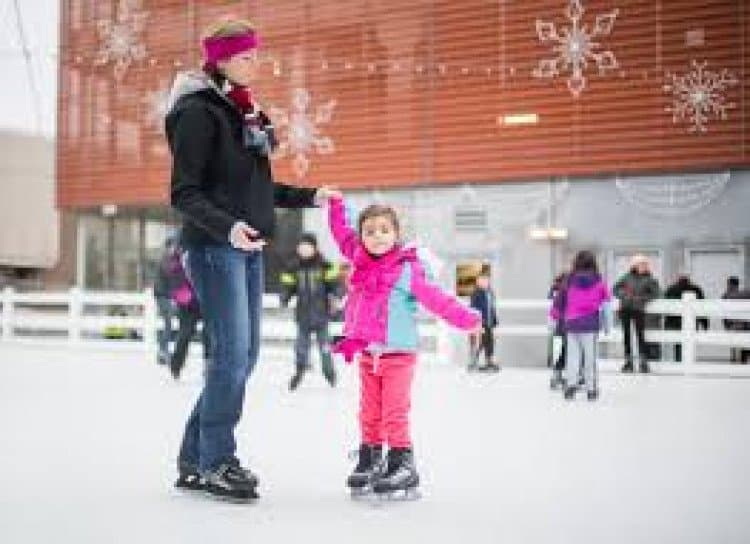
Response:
[454,208,488,233]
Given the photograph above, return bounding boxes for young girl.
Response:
[327,197,481,498]
[550,251,611,401]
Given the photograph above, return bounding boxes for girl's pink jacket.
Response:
[328,197,480,351]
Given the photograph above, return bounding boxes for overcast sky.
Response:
[0,0,59,138]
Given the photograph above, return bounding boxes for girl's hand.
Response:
[315,186,343,204]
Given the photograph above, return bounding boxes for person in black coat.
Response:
[280,233,340,390]
[663,274,705,362]
[613,255,661,373]
[469,272,500,372]
[165,18,340,502]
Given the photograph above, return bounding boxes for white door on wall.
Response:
[686,248,744,299]
[686,247,744,360]
[608,250,663,288]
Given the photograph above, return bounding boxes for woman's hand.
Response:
[315,186,343,204]
[229,221,266,252]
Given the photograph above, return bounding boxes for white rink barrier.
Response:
[1,288,749,370]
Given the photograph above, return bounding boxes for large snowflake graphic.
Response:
[94,0,149,80]
[268,88,337,179]
[533,0,619,98]
[663,60,737,134]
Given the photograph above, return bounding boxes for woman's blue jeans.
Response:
[178,245,263,473]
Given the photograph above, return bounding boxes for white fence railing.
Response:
[1,288,749,369]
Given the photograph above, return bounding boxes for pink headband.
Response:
[202,32,261,66]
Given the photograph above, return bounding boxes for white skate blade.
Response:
[201,485,259,505]
[203,491,259,505]
[373,487,422,503]
[349,486,373,500]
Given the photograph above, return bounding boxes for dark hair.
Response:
[572,250,599,274]
[357,204,400,236]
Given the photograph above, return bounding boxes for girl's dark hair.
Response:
[572,250,599,274]
[357,204,401,236]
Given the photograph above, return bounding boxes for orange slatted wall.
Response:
[57,0,749,207]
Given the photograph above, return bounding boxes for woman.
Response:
[165,19,338,503]
[613,255,660,374]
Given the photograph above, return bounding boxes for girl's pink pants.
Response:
[358,351,417,448]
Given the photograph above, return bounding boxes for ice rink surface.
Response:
[1,344,749,544]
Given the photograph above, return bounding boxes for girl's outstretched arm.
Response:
[327,197,359,261]
[409,257,481,330]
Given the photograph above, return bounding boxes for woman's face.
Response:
[218,49,260,87]
[360,216,398,256]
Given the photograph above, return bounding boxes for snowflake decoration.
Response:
[268,88,337,179]
[533,0,619,97]
[94,0,149,80]
[142,85,170,132]
[664,60,738,133]
[615,171,731,217]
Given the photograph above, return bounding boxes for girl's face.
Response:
[218,49,260,87]
[360,215,398,256]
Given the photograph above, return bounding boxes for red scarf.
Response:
[225,83,254,115]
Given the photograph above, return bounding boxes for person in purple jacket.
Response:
[550,251,611,401]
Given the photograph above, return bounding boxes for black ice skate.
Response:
[227,457,259,488]
[203,462,259,503]
[347,444,383,497]
[174,461,203,492]
[587,389,599,401]
[639,359,650,374]
[372,448,421,500]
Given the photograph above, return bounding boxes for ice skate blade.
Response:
[202,486,260,505]
[174,483,206,494]
[349,485,373,500]
[373,487,422,502]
